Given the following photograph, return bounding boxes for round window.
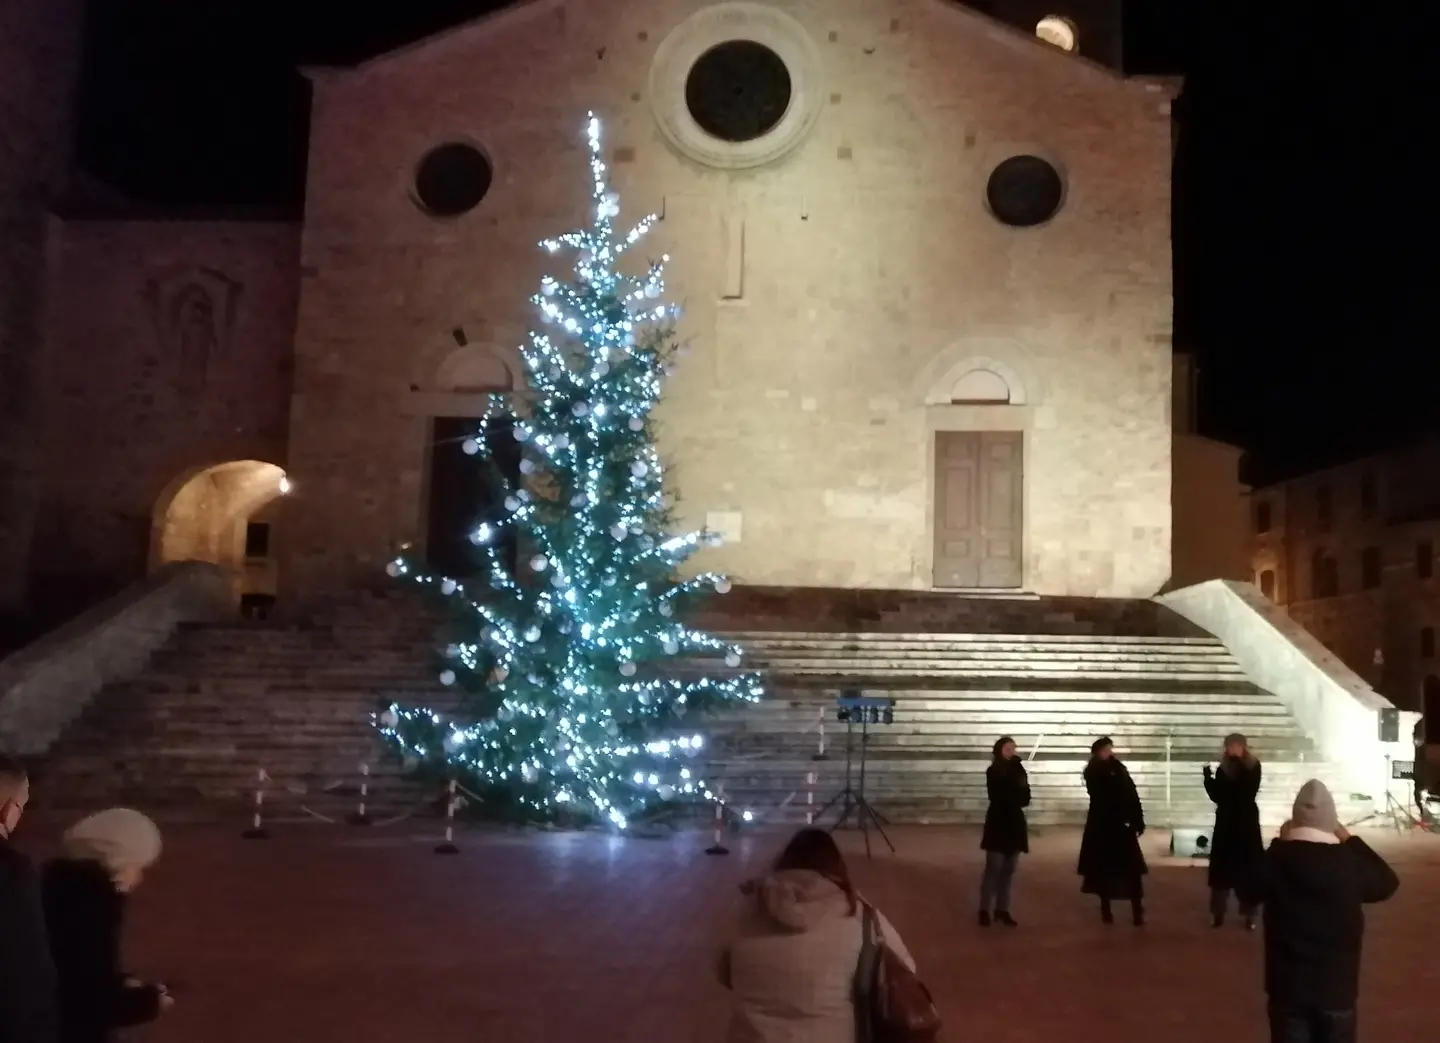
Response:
[986,156,1065,228]
[684,40,793,143]
[413,143,493,217]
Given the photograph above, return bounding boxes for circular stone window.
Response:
[685,40,793,143]
[986,156,1065,228]
[649,2,822,170]
[413,143,493,217]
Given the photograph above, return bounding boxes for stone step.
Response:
[735,659,1247,678]
[719,631,1226,648]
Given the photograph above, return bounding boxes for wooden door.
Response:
[425,416,519,580]
[933,432,1023,588]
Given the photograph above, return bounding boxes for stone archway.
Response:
[151,460,289,609]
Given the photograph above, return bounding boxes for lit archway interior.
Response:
[1036,16,1078,52]
[152,460,289,599]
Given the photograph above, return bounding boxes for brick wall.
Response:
[283,0,1175,602]
[0,0,86,609]
[29,219,300,617]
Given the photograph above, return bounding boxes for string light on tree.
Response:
[374,112,762,828]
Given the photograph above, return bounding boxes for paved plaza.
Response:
[18,821,1440,1042]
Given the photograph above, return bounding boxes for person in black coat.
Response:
[0,755,58,1043]
[42,808,172,1043]
[1237,779,1398,1043]
[1204,732,1265,929]
[1077,736,1148,925]
[978,735,1030,927]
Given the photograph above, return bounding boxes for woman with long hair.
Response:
[979,735,1030,927]
[718,827,915,1043]
[1077,737,1148,925]
[41,808,172,1043]
[1203,732,1264,928]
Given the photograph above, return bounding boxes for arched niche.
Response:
[950,368,1012,404]
[919,349,1035,407]
[150,460,289,602]
[435,345,516,393]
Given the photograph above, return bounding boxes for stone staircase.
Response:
[24,584,1375,831]
[31,596,451,820]
[700,628,1371,829]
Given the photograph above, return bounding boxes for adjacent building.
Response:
[1250,439,1440,719]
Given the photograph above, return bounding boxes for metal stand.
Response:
[814,713,894,858]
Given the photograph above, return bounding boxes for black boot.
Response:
[995,911,1018,927]
[977,910,991,927]
[1132,900,1146,926]
[1212,913,1225,928]
[1100,898,1114,925]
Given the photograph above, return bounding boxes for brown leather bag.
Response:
[854,904,942,1043]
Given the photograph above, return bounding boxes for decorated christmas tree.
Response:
[378,114,762,828]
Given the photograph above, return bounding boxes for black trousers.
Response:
[1268,1005,1357,1043]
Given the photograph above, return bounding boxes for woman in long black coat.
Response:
[979,735,1030,927]
[1077,736,1148,925]
[1203,732,1264,929]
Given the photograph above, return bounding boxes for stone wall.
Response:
[284,0,1175,603]
[30,219,300,617]
[0,0,86,609]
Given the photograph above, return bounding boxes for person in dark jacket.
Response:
[1238,779,1398,1043]
[0,753,58,1043]
[1204,732,1265,929]
[42,808,171,1043]
[1077,736,1148,925]
[978,735,1030,927]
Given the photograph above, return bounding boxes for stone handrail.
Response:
[1156,579,1419,802]
[0,562,231,757]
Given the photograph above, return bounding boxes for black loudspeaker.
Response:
[1379,707,1400,743]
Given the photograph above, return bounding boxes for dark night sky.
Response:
[75,2,1440,484]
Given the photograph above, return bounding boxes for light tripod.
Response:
[813,693,896,858]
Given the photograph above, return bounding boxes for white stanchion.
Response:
[806,770,817,825]
[242,767,270,839]
[349,763,372,825]
[435,778,460,854]
[705,784,730,855]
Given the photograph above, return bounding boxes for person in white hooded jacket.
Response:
[718,828,915,1043]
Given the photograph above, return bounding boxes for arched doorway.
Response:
[151,460,289,613]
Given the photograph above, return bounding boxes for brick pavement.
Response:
[13,822,1439,1042]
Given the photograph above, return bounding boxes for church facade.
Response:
[24,0,1189,617]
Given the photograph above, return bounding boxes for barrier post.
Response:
[242,768,270,839]
[348,763,372,826]
[812,708,828,761]
[705,784,730,856]
[434,778,460,855]
[1165,734,1174,826]
[805,770,817,825]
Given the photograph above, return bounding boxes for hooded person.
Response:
[1076,736,1148,925]
[1238,780,1399,1043]
[41,808,172,1043]
[1203,732,1265,928]
[717,827,916,1043]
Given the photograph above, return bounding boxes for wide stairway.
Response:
[697,588,1367,829]
[26,585,1367,829]
[31,594,449,820]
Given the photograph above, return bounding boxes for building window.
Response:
[1316,484,1333,532]
[1254,500,1272,535]
[1360,472,1378,518]
[244,522,271,560]
[1259,569,1276,600]
[685,40,792,143]
[1361,546,1382,589]
[413,143,493,217]
[985,156,1065,228]
[1419,540,1435,579]
[1311,550,1339,599]
[1423,626,1436,659]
